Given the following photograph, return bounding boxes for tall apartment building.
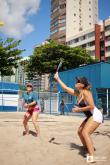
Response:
[50,0,98,44]
[50,0,66,44]
[66,0,98,41]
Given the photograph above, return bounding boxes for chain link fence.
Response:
[18,91,60,114]
[0,85,110,117]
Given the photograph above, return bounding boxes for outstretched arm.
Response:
[54,72,76,96]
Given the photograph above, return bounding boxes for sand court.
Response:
[0,112,110,165]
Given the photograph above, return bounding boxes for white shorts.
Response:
[91,107,103,123]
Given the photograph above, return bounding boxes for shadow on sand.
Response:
[29,130,37,137]
[48,139,87,157]
[94,131,110,138]
[69,143,87,157]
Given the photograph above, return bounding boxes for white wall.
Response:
[0,94,19,106]
[66,0,98,41]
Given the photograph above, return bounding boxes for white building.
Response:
[50,0,98,44]
[66,0,98,41]
[66,17,110,61]
[32,74,49,92]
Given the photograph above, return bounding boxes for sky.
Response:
[0,0,110,57]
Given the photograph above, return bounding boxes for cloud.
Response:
[0,0,41,38]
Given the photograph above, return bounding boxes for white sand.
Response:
[0,112,110,165]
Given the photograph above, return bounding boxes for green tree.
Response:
[26,40,96,79]
[0,37,24,79]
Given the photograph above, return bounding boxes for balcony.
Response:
[105,31,110,37]
[105,51,110,57]
[86,45,95,51]
[68,36,95,47]
[105,40,110,47]
[59,0,66,5]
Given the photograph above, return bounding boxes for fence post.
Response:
[107,88,109,116]
[58,91,60,114]
[1,77,3,111]
[49,75,52,114]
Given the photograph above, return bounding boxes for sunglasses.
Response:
[76,80,81,83]
[27,85,32,88]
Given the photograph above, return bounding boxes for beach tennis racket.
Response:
[56,58,63,72]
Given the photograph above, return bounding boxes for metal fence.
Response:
[0,89,110,117]
[97,90,110,116]
[18,91,60,114]
[59,90,110,117]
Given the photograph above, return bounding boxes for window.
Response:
[74,13,76,16]
[68,95,73,103]
[51,16,59,24]
[59,35,65,39]
[51,20,59,28]
[60,4,66,9]
[88,41,95,47]
[106,57,110,62]
[106,46,110,52]
[50,29,58,35]
[80,35,86,41]
[51,6,59,13]
[79,27,83,31]
[83,36,86,40]
[89,8,91,11]
[105,25,110,31]
[106,36,110,41]
[59,19,66,24]
[87,32,95,38]
[74,38,79,43]
[89,1,91,4]
[89,50,95,56]
[59,26,66,31]
[89,15,91,18]
[82,44,86,48]
[89,23,91,25]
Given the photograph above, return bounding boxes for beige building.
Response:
[50,1,110,61]
[66,0,98,41]
[66,18,110,61]
[50,0,98,44]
